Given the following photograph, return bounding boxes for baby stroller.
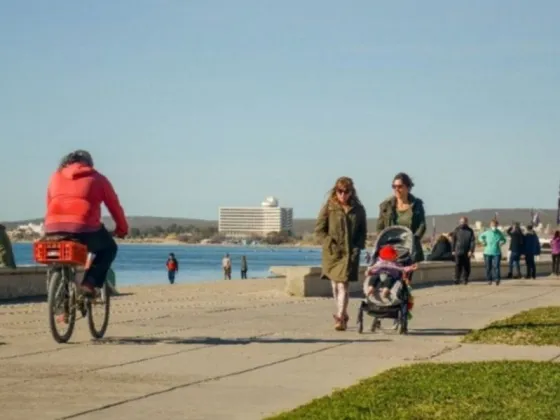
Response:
[357,226,415,335]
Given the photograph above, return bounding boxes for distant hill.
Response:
[3,208,558,235]
[295,208,558,235]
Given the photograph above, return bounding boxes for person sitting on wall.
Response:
[0,224,16,268]
[426,234,454,262]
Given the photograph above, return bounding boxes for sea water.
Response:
[12,243,322,286]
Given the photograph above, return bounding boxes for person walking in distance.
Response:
[479,219,507,285]
[523,225,541,279]
[506,222,524,279]
[240,255,248,279]
[222,253,232,280]
[551,230,560,276]
[452,217,476,284]
[166,253,179,284]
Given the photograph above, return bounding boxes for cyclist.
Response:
[44,150,128,295]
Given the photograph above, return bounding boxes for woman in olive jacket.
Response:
[315,176,367,331]
[376,172,427,263]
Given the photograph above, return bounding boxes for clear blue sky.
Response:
[1,1,559,221]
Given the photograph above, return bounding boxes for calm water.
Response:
[13,243,322,286]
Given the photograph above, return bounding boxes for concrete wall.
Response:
[0,266,48,300]
[272,258,554,298]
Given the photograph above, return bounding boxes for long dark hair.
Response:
[393,172,414,190]
[554,230,560,239]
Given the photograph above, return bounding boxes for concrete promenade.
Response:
[1,277,559,420]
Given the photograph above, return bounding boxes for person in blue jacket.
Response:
[478,219,507,285]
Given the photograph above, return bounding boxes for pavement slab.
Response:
[1,277,559,419]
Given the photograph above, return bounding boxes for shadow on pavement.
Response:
[407,328,472,336]
[94,336,393,346]
[109,292,135,298]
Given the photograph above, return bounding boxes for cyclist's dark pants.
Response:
[49,226,117,288]
[77,226,117,288]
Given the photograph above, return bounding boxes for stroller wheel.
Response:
[357,307,364,334]
[371,318,380,332]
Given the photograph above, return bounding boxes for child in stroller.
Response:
[357,226,418,334]
[364,245,417,302]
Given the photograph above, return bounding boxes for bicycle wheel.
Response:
[86,282,110,339]
[47,269,77,344]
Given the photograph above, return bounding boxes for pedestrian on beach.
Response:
[222,253,232,280]
[479,219,507,285]
[451,217,476,284]
[522,224,540,279]
[550,230,560,276]
[376,172,427,269]
[506,222,524,279]
[166,253,179,284]
[240,255,248,279]
[315,176,367,331]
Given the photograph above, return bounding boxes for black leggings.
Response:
[553,254,560,276]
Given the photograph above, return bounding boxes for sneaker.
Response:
[79,277,96,296]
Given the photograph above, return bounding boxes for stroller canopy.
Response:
[373,226,415,264]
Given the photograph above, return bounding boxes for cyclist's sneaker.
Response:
[80,277,96,296]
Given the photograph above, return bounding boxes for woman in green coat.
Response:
[376,172,427,264]
[315,176,367,331]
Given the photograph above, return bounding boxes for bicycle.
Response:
[34,237,111,343]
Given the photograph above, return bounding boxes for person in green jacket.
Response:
[478,219,507,285]
[0,224,16,268]
[315,176,367,331]
[376,172,427,264]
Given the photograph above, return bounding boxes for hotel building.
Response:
[219,197,294,238]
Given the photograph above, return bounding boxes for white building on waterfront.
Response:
[219,197,294,238]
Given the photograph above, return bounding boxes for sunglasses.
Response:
[392,184,405,190]
[336,188,350,194]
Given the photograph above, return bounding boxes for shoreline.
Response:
[11,238,321,249]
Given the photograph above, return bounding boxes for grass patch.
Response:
[462,306,560,346]
[266,361,560,420]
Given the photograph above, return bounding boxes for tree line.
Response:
[130,224,299,245]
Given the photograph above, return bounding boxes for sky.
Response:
[1,0,559,221]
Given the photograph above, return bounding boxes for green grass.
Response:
[266,361,560,420]
[462,306,560,346]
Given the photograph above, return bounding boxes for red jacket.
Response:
[44,163,128,236]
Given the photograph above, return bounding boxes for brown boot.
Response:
[343,314,349,329]
[333,314,345,331]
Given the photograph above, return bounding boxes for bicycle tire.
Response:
[47,269,77,344]
[86,282,110,339]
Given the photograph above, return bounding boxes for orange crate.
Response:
[33,241,88,265]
